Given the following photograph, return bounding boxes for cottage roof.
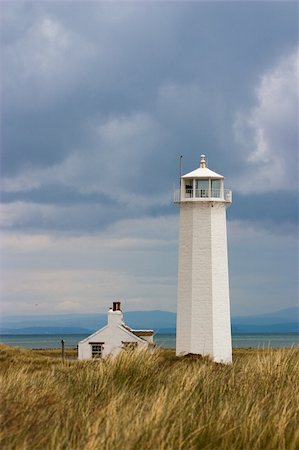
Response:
[121,324,154,339]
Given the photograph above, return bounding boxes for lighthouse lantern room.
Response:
[175,155,232,363]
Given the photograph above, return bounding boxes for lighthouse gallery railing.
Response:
[174,188,232,202]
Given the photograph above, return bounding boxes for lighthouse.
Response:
[174,155,232,363]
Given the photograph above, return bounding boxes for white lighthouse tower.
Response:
[175,155,232,363]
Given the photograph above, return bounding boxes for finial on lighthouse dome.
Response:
[200,154,207,168]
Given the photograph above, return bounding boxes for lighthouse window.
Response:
[185,180,193,198]
[196,179,209,198]
[211,180,221,197]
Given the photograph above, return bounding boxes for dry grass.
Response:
[0,344,298,450]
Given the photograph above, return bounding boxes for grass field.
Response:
[0,344,298,450]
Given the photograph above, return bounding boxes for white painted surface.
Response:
[78,308,153,360]
[176,163,232,363]
[179,177,232,203]
[182,167,223,179]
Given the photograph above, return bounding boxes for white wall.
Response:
[176,201,232,363]
[78,310,150,359]
[211,204,232,363]
[176,202,193,354]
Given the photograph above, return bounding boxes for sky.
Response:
[0,1,298,317]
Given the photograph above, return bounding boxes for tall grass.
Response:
[0,344,298,450]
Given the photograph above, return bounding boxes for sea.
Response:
[1,333,299,350]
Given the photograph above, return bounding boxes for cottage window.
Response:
[122,342,138,351]
[91,343,104,358]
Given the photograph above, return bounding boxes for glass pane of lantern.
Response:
[195,179,209,197]
[185,179,193,198]
[211,180,220,197]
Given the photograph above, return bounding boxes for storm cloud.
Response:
[1,1,298,316]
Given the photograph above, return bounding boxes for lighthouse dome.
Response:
[182,155,223,179]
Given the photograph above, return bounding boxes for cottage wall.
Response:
[138,335,154,343]
[78,310,151,360]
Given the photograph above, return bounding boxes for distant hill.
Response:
[0,310,177,335]
[233,307,299,326]
[1,307,298,335]
[231,323,299,333]
[0,327,92,335]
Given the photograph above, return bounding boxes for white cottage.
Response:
[78,302,154,359]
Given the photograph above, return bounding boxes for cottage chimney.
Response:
[108,301,123,326]
[113,301,121,311]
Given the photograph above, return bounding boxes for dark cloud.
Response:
[2,2,297,180]
[228,192,299,228]
[1,2,298,315]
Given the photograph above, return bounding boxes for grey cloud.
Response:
[1,2,298,316]
[228,192,298,231]
[231,49,298,194]
[0,201,127,233]
[2,2,297,177]
[228,221,298,315]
